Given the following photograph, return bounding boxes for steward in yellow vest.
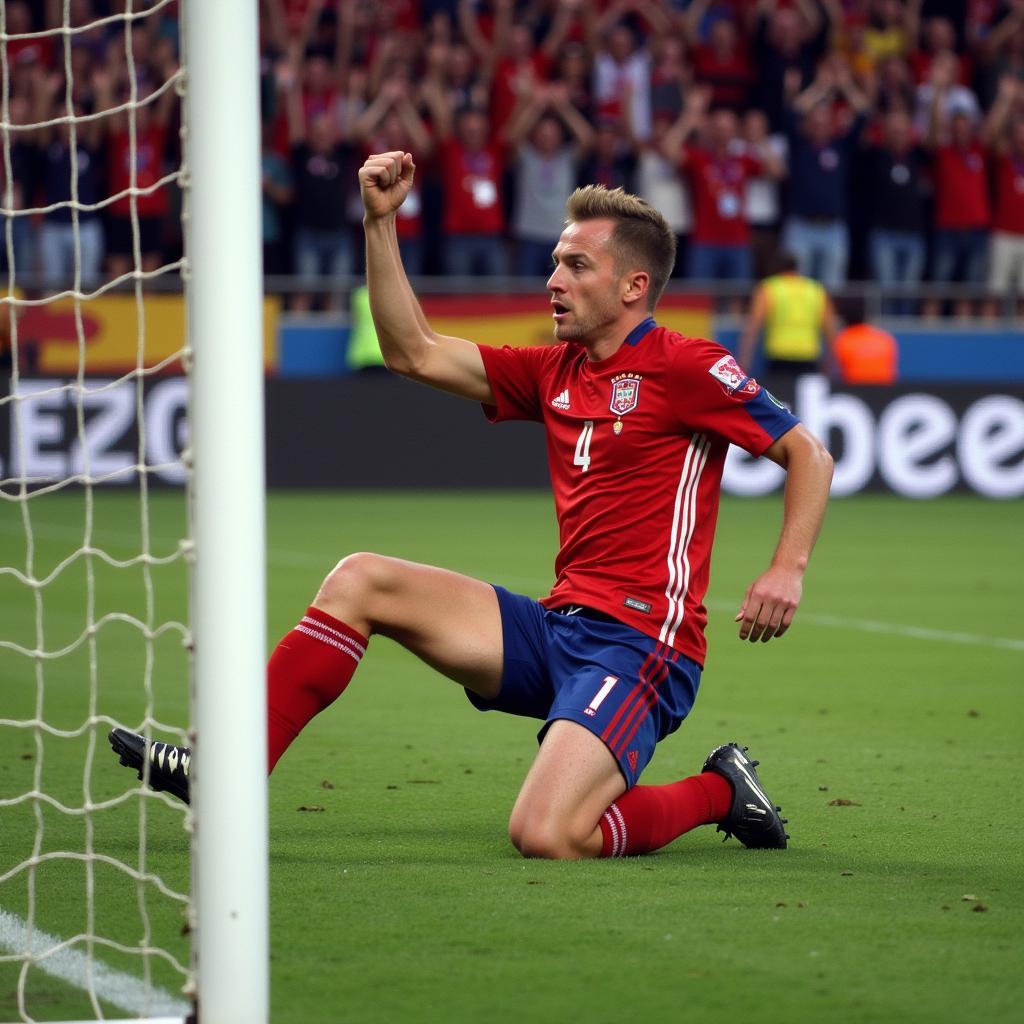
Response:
[738,254,838,376]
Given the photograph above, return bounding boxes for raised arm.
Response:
[659,86,709,165]
[792,0,824,41]
[282,46,307,147]
[834,60,871,114]
[791,65,835,115]
[680,0,712,44]
[502,90,547,147]
[353,79,399,142]
[551,83,596,153]
[925,80,948,148]
[458,0,510,79]
[394,91,434,158]
[360,151,494,403]
[735,423,834,642]
[982,74,1019,152]
[539,0,582,59]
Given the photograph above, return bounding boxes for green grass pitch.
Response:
[1,490,1022,1023]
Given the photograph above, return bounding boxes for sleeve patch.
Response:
[708,355,761,398]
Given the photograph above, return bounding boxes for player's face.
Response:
[547,220,628,344]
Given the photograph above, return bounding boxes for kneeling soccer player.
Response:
[110,153,834,858]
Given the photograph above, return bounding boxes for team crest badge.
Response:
[609,374,642,416]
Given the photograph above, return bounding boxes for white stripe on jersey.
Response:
[660,438,700,643]
[659,434,710,646]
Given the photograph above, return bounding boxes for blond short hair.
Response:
[564,185,677,309]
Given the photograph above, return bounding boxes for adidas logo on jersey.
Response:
[551,389,571,410]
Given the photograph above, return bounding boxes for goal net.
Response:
[0,1,267,1021]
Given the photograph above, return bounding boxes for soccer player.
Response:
[110,152,834,859]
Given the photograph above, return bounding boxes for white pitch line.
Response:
[707,600,1024,652]
[0,908,189,1020]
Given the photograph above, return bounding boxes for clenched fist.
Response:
[359,151,416,221]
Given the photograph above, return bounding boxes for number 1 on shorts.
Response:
[584,675,618,717]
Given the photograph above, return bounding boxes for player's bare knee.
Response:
[314,552,389,620]
[509,815,583,861]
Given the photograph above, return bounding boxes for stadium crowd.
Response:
[3,0,1024,310]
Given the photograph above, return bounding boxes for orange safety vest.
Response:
[832,324,899,385]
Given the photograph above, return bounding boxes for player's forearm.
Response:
[770,432,833,574]
[363,216,435,375]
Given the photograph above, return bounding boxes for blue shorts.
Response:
[466,586,702,788]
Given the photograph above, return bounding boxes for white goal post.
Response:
[0,0,268,1019]
[184,0,269,1020]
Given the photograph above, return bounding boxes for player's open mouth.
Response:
[551,301,570,321]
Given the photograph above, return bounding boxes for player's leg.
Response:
[504,624,787,859]
[111,553,503,801]
[310,551,504,691]
[507,720,734,860]
[507,726,788,859]
[507,720,626,859]
[268,552,503,771]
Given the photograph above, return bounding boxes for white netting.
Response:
[0,1,193,1020]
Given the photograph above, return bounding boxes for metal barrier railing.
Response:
[3,273,1022,325]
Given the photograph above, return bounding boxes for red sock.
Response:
[266,607,367,773]
[598,772,732,857]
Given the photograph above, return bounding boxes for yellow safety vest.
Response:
[762,274,826,361]
[346,285,387,370]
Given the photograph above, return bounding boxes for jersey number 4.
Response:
[573,420,594,473]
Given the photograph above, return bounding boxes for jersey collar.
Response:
[624,317,657,347]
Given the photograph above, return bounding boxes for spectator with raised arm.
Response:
[661,87,783,291]
[913,49,981,136]
[742,108,789,279]
[924,54,990,318]
[982,74,1024,310]
[461,0,581,138]
[105,49,179,279]
[0,93,40,282]
[752,0,830,130]
[504,82,595,276]
[589,1,672,143]
[428,100,508,276]
[578,114,638,194]
[32,63,112,291]
[872,54,917,118]
[648,34,689,122]
[781,56,869,287]
[419,39,490,130]
[861,107,930,314]
[977,1,1024,108]
[354,78,434,275]
[681,0,754,112]
[283,46,360,310]
[551,41,594,121]
[909,11,970,85]
[636,119,692,277]
[261,117,294,277]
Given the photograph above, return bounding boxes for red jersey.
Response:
[992,153,1024,235]
[479,319,798,666]
[108,127,169,218]
[684,147,760,245]
[689,45,753,110]
[492,54,553,136]
[933,143,990,230]
[441,140,505,236]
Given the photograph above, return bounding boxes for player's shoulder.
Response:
[656,330,763,393]
[654,328,733,371]
[488,340,574,375]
